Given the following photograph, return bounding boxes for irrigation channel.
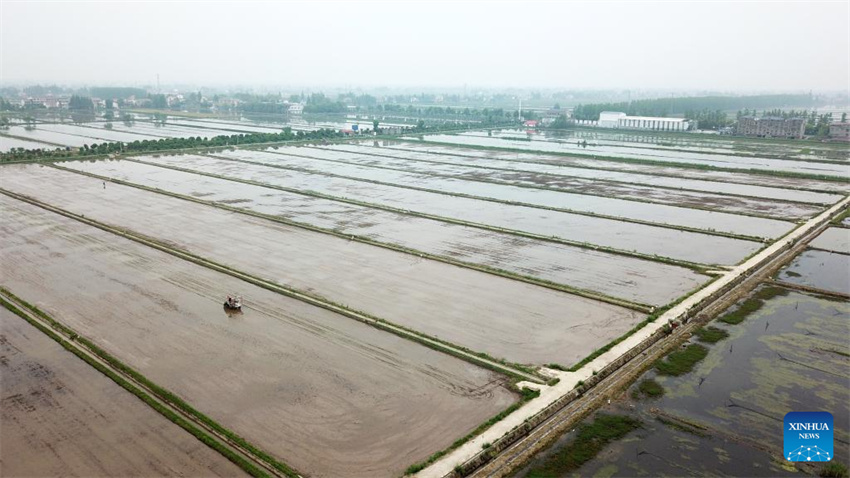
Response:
[416,196,850,478]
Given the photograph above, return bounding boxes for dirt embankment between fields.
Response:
[0,307,247,478]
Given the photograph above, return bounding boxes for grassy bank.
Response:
[694,326,730,343]
[523,413,642,477]
[655,343,709,376]
[631,378,665,399]
[718,286,789,325]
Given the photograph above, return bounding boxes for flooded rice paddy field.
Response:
[0,134,56,152]
[556,129,850,161]
[472,129,850,162]
[60,159,708,305]
[464,130,842,167]
[143,152,764,265]
[517,287,850,477]
[7,123,162,145]
[0,195,518,478]
[0,307,247,478]
[332,142,842,206]
[425,133,850,177]
[167,118,286,134]
[808,227,850,254]
[1,119,285,149]
[307,144,826,219]
[392,141,850,194]
[2,116,377,150]
[1,125,95,147]
[220,147,794,239]
[0,164,644,366]
[776,249,850,295]
[4,125,847,476]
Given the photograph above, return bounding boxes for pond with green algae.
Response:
[516,286,849,477]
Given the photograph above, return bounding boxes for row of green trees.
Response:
[572,94,816,121]
[303,93,348,114]
[684,109,728,130]
[68,95,94,110]
[0,128,344,162]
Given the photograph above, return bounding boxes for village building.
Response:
[736,116,805,139]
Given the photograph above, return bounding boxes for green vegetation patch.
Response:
[655,344,709,376]
[525,414,642,478]
[694,326,730,344]
[820,461,849,478]
[831,208,850,227]
[718,286,789,325]
[631,378,665,400]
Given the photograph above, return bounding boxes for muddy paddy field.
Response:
[388,141,850,195]
[2,127,847,477]
[216,147,795,239]
[57,158,708,305]
[311,143,832,218]
[421,133,850,178]
[137,152,764,265]
[0,195,517,477]
[0,308,246,478]
[343,141,844,204]
[462,130,850,163]
[0,164,644,367]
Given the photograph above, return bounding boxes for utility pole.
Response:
[157,73,160,93]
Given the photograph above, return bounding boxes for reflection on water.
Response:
[777,249,850,295]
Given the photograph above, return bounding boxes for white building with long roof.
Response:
[598,111,691,131]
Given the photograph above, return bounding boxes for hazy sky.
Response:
[2,1,848,91]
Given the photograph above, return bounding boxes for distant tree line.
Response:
[572,94,817,121]
[303,93,348,114]
[68,95,94,110]
[684,109,728,130]
[0,97,17,111]
[548,114,570,129]
[241,102,290,114]
[149,94,168,109]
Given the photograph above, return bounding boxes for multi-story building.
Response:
[736,116,805,139]
[828,122,850,142]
